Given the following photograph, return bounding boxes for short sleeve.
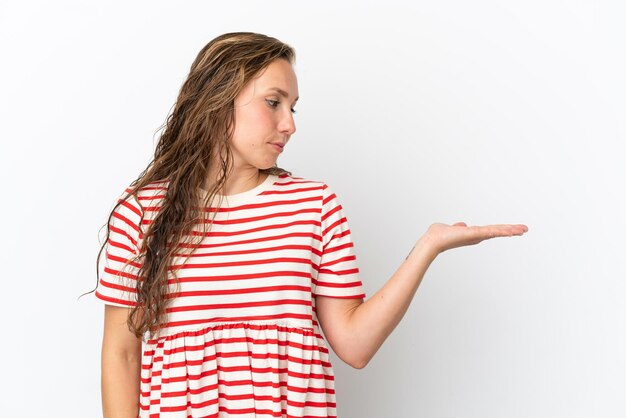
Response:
[95,189,144,307]
[313,183,366,299]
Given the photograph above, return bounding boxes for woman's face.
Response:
[229,58,299,170]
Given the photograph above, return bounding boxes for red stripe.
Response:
[176,232,322,252]
[190,219,320,239]
[313,278,361,288]
[314,292,366,299]
[95,291,135,306]
[166,298,311,313]
[142,329,330,357]
[98,278,136,293]
[153,350,332,369]
[170,256,316,271]
[153,378,336,404]
[321,186,334,206]
[260,184,324,196]
[192,206,320,226]
[319,239,354,257]
[175,243,316,258]
[196,195,323,214]
[111,210,140,238]
[142,381,334,398]
[103,264,139,280]
[319,255,356,270]
[169,284,312,299]
[146,334,324,355]
[157,365,331,384]
[107,226,138,252]
[321,204,342,227]
[137,194,322,216]
[118,194,143,217]
[166,270,312,285]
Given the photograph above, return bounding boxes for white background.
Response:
[1,1,624,417]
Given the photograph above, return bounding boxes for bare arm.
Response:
[316,222,529,369]
[101,304,143,418]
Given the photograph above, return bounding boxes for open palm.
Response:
[426,222,529,254]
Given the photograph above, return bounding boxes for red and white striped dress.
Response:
[95,173,366,417]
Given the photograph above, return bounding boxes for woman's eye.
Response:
[266,99,297,114]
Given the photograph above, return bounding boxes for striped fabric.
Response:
[95,173,366,417]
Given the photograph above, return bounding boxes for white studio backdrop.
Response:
[0,1,624,417]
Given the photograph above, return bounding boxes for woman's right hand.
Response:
[422,221,529,255]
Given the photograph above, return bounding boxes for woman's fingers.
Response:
[426,222,529,253]
[471,224,528,240]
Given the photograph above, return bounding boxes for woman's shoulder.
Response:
[275,172,329,189]
[112,180,169,221]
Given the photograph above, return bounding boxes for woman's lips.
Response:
[269,143,284,153]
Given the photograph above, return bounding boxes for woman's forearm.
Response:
[347,236,439,368]
[102,352,141,417]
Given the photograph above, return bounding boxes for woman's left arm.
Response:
[315,222,528,369]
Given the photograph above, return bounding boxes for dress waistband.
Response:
[145,319,317,344]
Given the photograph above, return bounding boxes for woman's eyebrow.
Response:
[267,87,299,103]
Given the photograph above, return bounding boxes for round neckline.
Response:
[197,173,276,205]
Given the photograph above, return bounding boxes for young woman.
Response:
[93,32,528,418]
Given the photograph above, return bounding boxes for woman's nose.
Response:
[279,111,296,135]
